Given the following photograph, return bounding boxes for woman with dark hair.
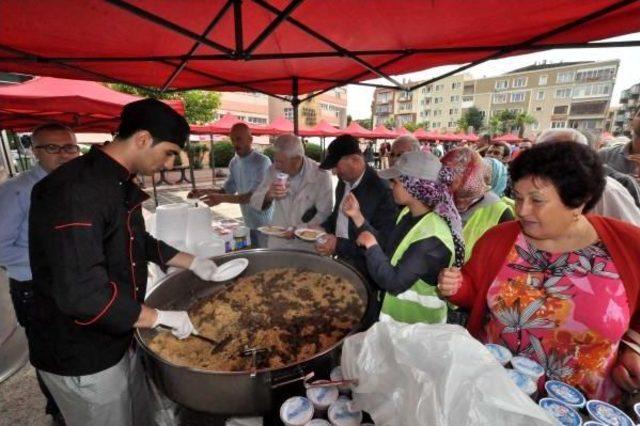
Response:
[441,147,514,260]
[343,151,464,324]
[438,141,640,403]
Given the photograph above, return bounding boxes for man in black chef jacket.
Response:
[28,99,219,426]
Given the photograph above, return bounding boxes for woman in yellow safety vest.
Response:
[441,147,514,261]
[342,151,465,324]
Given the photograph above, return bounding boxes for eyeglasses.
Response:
[34,144,80,154]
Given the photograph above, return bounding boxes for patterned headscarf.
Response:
[441,147,488,205]
[398,166,465,267]
[483,157,508,197]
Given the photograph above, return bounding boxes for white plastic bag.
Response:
[341,322,554,426]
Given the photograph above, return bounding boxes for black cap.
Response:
[319,134,362,169]
[117,98,189,149]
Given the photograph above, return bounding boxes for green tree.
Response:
[403,122,418,132]
[515,112,537,137]
[355,118,373,129]
[416,121,430,129]
[109,83,220,124]
[384,117,396,128]
[457,107,485,133]
[347,115,353,126]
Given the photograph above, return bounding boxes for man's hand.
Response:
[199,193,225,207]
[355,231,378,249]
[315,233,337,255]
[153,310,195,339]
[267,181,288,201]
[187,188,222,199]
[341,193,365,227]
[437,267,462,297]
[189,257,218,281]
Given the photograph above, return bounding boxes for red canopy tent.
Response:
[412,128,430,140]
[371,124,397,139]
[0,76,184,132]
[2,1,639,133]
[493,133,522,143]
[299,119,340,137]
[263,116,294,135]
[394,126,411,136]
[344,122,374,139]
[460,133,479,142]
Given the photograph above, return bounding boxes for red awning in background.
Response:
[344,122,374,139]
[1,1,638,96]
[0,76,184,132]
[412,128,429,140]
[371,124,397,139]
[263,116,294,134]
[300,119,339,137]
[493,133,522,143]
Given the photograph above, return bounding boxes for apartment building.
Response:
[469,60,619,136]
[612,81,639,135]
[215,91,270,125]
[372,74,472,131]
[269,87,348,128]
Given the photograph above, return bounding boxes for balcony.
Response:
[630,84,640,95]
[621,90,630,101]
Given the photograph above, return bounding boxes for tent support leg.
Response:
[292,77,300,135]
[209,134,216,188]
[0,131,14,178]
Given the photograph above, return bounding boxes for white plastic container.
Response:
[305,420,331,426]
[511,356,545,381]
[280,396,314,426]
[328,399,362,426]
[306,380,339,415]
[156,203,189,243]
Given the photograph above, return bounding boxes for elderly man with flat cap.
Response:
[317,135,396,325]
[28,99,220,425]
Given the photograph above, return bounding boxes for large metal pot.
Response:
[136,249,371,415]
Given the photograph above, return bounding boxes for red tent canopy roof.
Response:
[493,133,522,142]
[263,116,294,134]
[0,76,185,132]
[299,119,339,137]
[344,121,374,138]
[371,124,397,139]
[1,2,638,96]
[413,128,429,140]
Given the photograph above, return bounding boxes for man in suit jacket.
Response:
[316,135,397,324]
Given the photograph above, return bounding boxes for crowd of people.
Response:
[1,100,640,424]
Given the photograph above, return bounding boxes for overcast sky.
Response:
[346,33,640,120]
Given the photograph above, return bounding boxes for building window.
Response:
[539,75,548,85]
[451,82,462,90]
[449,108,459,115]
[535,106,543,112]
[512,77,527,88]
[433,109,442,117]
[553,105,568,115]
[495,80,508,90]
[376,92,391,103]
[531,122,539,130]
[247,116,267,124]
[399,103,412,111]
[448,121,455,127]
[462,95,473,102]
[492,93,508,104]
[376,105,390,114]
[556,71,574,84]
[284,108,293,120]
[575,67,616,82]
[536,91,545,101]
[551,121,567,128]
[555,88,572,99]
[569,101,608,116]
[450,95,460,102]
[435,84,444,92]
[434,97,443,104]
[511,92,525,102]
[423,110,431,117]
[572,83,612,99]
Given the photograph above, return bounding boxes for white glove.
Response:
[153,310,195,339]
[189,256,218,281]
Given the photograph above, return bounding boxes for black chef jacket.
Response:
[28,146,179,376]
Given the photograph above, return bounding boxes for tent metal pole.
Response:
[233,0,244,56]
[0,130,14,178]
[160,0,233,92]
[104,0,233,55]
[209,134,216,187]
[9,40,640,64]
[244,0,305,56]
[292,77,300,135]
